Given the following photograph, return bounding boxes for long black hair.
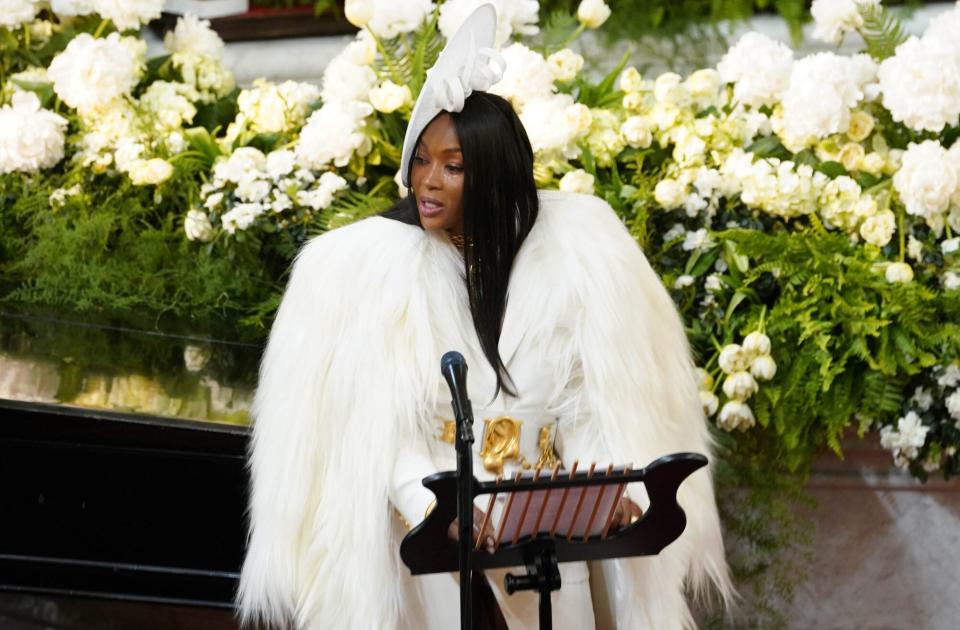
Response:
[382,91,539,397]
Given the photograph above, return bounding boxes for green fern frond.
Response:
[859,4,908,61]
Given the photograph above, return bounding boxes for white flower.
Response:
[717,400,756,431]
[944,271,960,291]
[0,0,38,27]
[367,0,434,39]
[654,179,686,209]
[203,191,224,210]
[673,274,694,290]
[939,364,960,389]
[847,110,875,142]
[686,69,720,101]
[183,344,210,372]
[700,390,719,417]
[547,49,584,83]
[695,367,714,391]
[170,51,234,102]
[369,80,412,114]
[894,140,956,222]
[742,331,772,357]
[577,0,611,29]
[127,158,173,186]
[164,14,224,60]
[0,92,68,174]
[558,169,595,195]
[682,228,713,252]
[662,223,686,243]
[90,0,165,31]
[778,52,875,149]
[704,274,724,293]
[750,355,777,381]
[733,157,827,219]
[297,172,347,211]
[236,79,321,135]
[723,370,759,401]
[140,81,198,131]
[911,386,933,411]
[878,36,960,133]
[439,0,539,47]
[880,411,929,463]
[266,150,296,180]
[344,0,373,27]
[718,344,749,374]
[321,48,377,107]
[214,147,266,186]
[885,262,914,283]
[811,0,879,45]
[47,33,145,115]
[946,391,960,421]
[521,94,585,160]
[296,101,372,169]
[942,238,959,255]
[717,32,793,108]
[184,209,214,242]
[619,67,643,93]
[489,43,555,111]
[859,209,896,247]
[236,179,272,203]
[221,202,264,234]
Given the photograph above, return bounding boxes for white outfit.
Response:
[238,190,733,629]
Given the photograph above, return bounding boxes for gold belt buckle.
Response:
[479,416,523,475]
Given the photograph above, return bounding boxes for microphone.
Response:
[441,351,471,428]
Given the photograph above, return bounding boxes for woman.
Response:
[239,5,731,629]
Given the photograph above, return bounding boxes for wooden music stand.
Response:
[400,452,706,630]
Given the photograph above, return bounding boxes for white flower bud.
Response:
[577,0,611,29]
[620,67,643,93]
[839,142,865,172]
[885,261,914,283]
[128,158,173,186]
[622,92,644,111]
[859,209,896,247]
[723,370,759,401]
[559,169,595,195]
[620,116,652,149]
[546,49,584,83]
[184,209,213,242]
[654,178,686,209]
[700,390,720,417]
[694,367,714,391]
[345,0,374,28]
[742,331,772,357]
[717,400,756,432]
[673,274,695,289]
[653,72,686,106]
[369,81,412,114]
[685,69,720,98]
[564,103,593,136]
[718,344,748,374]
[750,355,778,381]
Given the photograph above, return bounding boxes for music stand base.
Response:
[504,541,562,630]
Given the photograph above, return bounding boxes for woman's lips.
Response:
[418,197,444,218]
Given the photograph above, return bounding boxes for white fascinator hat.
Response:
[399,3,506,187]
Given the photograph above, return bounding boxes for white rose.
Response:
[750,355,778,381]
[718,344,749,374]
[0,92,68,174]
[296,100,373,169]
[369,80,412,114]
[489,43,555,110]
[717,400,756,432]
[184,209,214,241]
[700,390,719,417]
[878,36,960,133]
[547,49,584,83]
[885,261,914,283]
[723,370,759,402]
[0,0,37,27]
[577,0,611,29]
[654,178,686,209]
[558,169,595,195]
[742,331,772,357]
[620,116,652,149]
[345,0,374,27]
[564,103,592,137]
[521,94,584,160]
[893,140,956,221]
[859,209,896,247]
[127,158,173,186]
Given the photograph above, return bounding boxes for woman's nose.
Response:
[424,163,443,190]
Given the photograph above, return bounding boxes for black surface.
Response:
[0,398,250,607]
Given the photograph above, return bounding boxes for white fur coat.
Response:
[238,190,733,629]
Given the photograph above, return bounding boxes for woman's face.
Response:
[410,113,465,235]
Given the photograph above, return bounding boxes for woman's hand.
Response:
[612,496,643,529]
[448,505,496,553]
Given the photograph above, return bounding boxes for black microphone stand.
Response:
[441,352,475,630]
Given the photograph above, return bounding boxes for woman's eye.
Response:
[413,155,427,164]
[446,164,464,173]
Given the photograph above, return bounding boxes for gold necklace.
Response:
[448,233,466,249]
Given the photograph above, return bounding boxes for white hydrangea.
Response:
[72,102,141,171]
[922,5,960,59]
[221,202,264,235]
[295,100,373,169]
[520,93,585,160]
[810,0,879,45]
[717,32,793,108]
[489,43,555,111]
[0,92,68,174]
[0,0,38,28]
[367,0,434,39]
[47,33,145,115]
[818,176,877,233]
[170,51,235,102]
[91,0,165,31]
[439,0,538,47]
[140,80,199,131]
[265,149,296,180]
[232,79,321,136]
[878,36,960,133]
[321,45,378,106]
[297,172,349,211]
[893,140,957,224]
[164,14,224,60]
[880,411,930,467]
[731,155,827,219]
[213,147,267,186]
[776,52,875,150]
